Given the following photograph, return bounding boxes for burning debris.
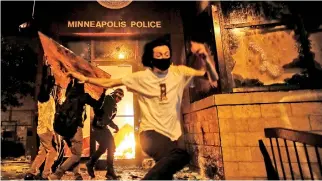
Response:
[1,156,31,163]
[114,124,136,160]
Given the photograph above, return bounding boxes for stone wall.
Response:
[182,89,322,180]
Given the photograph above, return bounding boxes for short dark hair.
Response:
[142,35,172,68]
[38,65,55,103]
[37,83,50,103]
[112,88,124,98]
[38,78,55,103]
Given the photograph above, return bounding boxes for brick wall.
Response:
[182,89,322,180]
[183,106,224,179]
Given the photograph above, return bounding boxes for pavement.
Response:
[1,157,206,180]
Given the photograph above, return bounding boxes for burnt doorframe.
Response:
[90,61,139,169]
[209,2,234,93]
[179,2,234,100]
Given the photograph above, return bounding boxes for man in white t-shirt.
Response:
[68,37,219,180]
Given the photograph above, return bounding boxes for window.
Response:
[63,40,91,61]
[212,2,322,93]
[94,40,136,61]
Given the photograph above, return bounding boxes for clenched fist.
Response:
[190,41,209,59]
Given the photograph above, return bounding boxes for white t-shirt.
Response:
[122,65,197,141]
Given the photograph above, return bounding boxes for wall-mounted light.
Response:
[99,42,135,60]
[19,22,31,31]
[19,0,36,32]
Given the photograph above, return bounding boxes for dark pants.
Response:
[140,130,190,180]
[89,127,116,167]
[60,127,83,174]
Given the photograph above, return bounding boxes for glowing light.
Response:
[124,104,134,116]
[231,28,242,35]
[118,53,125,59]
[114,133,135,159]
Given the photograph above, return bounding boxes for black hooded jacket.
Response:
[92,92,118,128]
[63,79,99,128]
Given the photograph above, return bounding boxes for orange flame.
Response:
[114,132,135,159]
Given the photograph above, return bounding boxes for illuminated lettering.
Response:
[156,21,161,28]
[90,21,95,27]
[77,21,83,27]
[96,21,102,27]
[68,21,162,28]
[84,21,90,27]
[121,21,126,28]
[67,21,75,27]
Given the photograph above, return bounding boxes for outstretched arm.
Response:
[67,71,123,89]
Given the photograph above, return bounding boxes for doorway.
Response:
[93,65,136,167]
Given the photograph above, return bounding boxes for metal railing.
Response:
[260,128,322,180]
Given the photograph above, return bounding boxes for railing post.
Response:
[276,138,286,180]
[314,146,322,176]
[293,141,304,180]
[264,128,322,180]
[304,144,314,180]
[269,138,280,179]
[284,139,294,180]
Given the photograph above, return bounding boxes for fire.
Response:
[97,124,135,160]
[114,132,135,159]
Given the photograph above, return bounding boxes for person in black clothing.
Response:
[49,79,99,180]
[86,88,124,180]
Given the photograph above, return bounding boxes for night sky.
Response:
[1,1,88,36]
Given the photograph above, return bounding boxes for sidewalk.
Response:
[1,158,205,180]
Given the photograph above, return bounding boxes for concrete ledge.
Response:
[183,89,322,114]
[183,95,215,114]
[215,89,322,105]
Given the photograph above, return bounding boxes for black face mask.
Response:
[152,58,171,71]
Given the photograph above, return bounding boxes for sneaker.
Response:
[34,174,48,180]
[86,162,95,178]
[74,173,83,180]
[48,170,64,180]
[105,167,120,180]
[48,167,65,180]
[24,173,35,180]
[48,173,60,180]
[106,174,121,180]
